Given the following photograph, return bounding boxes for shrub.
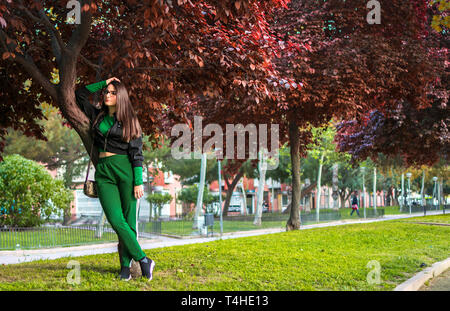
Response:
[146,192,172,219]
[0,154,73,227]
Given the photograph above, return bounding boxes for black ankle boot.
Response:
[139,256,155,281]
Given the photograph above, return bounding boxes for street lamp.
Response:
[144,175,154,221]
[361,166,366,218]
[406,172,412,214]
[432,176,438,210]
[215,147,223,237]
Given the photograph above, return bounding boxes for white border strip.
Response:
[394,257,450,291]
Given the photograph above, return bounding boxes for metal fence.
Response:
[136,208,387,237]
[399,204,447,216]
[0,224,117,250]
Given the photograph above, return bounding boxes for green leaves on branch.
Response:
[177,184,224,214]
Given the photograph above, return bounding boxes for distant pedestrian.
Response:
[350,192,360,217]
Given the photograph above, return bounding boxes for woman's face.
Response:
[104,84,117,107]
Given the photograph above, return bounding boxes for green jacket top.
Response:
[84,81,143,186]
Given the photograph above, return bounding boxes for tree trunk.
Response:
[373,167,377,210]
[393,187,400,206]
[222,169,245,216]
[254,150,267,226]
[193,153,207,229]
[147,164,153,221]
[240,180,247,215]
[286,121,301,231]
[400,173,405,211]
[339,190,347,209]
[283,201,292,214]
[344,190,353,207]
[332,164,339,209]
[271,180,275,212]
[222,177,233,216]
[386,186,394,206]
[420,170,425,206]
[62,162,73,225]
[316,153,324,222]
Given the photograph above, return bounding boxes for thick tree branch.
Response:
[67,0,93,54]
[0,29,57,100]
[37,9,66,51]
[128,66,212,71]
[80,54,102,71]
[14,52,58,100]
[37,9,64,63]
[16,1,65,64]
[16,2,40,23]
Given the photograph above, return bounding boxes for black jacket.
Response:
[75,85,144,168]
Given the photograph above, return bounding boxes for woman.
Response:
[75,77,155,281]
[350,191,360,217]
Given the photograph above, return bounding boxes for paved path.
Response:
[0,210,445,266]
[419,267,450,291]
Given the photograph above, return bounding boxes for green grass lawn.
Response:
[399,214,450,224]
[0,214,449,291]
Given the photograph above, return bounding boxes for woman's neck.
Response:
[108,106,116,116]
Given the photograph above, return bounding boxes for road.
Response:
[419,268,450,291]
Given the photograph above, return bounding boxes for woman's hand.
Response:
[134,184,144,200]
[106,77,121,84]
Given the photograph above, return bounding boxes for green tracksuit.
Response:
[84,81,146,268]
[95,154,146,267]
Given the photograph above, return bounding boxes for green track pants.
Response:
[95,154,146,267]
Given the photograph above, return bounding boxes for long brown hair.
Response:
[94,80,142,142]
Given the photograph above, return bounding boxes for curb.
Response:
[394,257,450,291]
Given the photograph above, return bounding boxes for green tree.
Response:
[4,103,86,224]
[306,125,340,217]
[0,154,73,227]
[4,102,87,190]
[177,184,223,217]
[142,136,172,221]
[266,144,292,185]
[146,193,172,220]
[177,185,199,217]
[142,135,172,183]
[162,152,218,186]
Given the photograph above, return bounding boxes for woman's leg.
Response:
[115,157,142,267]
[95,157,146,268]
[118,237,132,268]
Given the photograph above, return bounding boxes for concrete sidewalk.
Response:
[0,210,446,265]
[419,267,450,291]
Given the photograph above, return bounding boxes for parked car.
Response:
[228,205,241,212]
